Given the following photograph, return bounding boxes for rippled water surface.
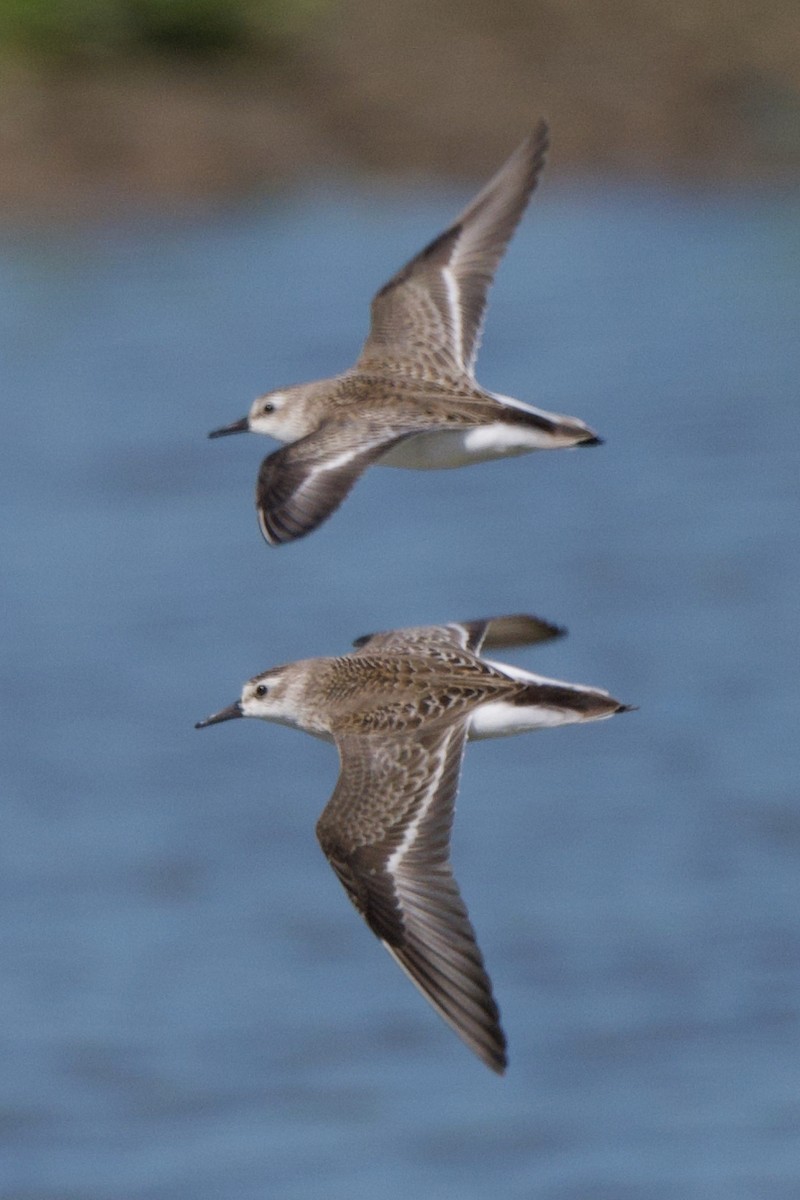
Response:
[2,177,799,1199]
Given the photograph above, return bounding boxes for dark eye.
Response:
[262,403,274,415]
[255,683,268,698]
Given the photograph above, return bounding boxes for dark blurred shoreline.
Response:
[1,0,799,222]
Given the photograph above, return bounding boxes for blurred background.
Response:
[2,3,799,1198]
[1,0,800,218]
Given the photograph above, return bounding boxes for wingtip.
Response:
[257,508,290,547]
[475,1018,508,1075]
[532,116,550,150]
[521,615,568,645]
[483,1046,509,1076]
[480,613,567,649]
[538,618,568,642]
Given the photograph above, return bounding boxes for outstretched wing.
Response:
[355,122,549,385]
[255,421,415,545]
[352,613,565,658]
[316,723,507,1073]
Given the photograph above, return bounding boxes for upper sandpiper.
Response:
[195,614,633,1073]
[208,121,602,545]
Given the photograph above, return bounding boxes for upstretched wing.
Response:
[316,722,507,1073]
[352,613,565,658]
[355,121,549,385]
[255,420,415,545]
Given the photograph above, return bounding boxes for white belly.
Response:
[468,699,589,739]
[467,660,618,739]
[377,391,593,469]
[379,423,554,470]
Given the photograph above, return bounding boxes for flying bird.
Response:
[208,122,601,545]
[196,614,633,1072]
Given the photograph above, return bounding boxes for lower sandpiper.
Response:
[196,614,633,1073]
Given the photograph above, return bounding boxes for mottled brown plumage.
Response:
[196,615,633,1073]
[208,123,602,545]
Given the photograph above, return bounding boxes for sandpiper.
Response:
[209,121,601,545]
[196,614,633,1073]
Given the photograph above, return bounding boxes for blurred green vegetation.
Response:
[0,0,326,59]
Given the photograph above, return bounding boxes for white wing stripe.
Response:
[442,265,464,371]
[384,741,449,877]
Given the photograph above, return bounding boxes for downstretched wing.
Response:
[255,420,415,545]
[352,613,566,658]
[355,122,549,385]
[316,723,507,1073]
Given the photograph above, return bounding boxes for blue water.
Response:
[2,175,799,1199]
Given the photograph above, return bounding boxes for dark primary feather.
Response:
[255,421,414,545]
[352,612,566,657]
[316,724,507,1073]
[356,121,550,384]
